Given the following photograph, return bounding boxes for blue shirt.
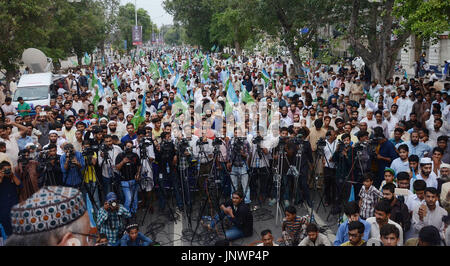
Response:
[395,141,431,158]
[60,151,85,187]
[17,136,34,151]
[377,140,398,181]
[0,175,22,236]
[120,232,153,246]
[333,218,371,246]
[121,134,137,144]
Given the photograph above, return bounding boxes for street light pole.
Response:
[135,0,138,26]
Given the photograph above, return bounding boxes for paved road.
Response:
[136,189,340,246]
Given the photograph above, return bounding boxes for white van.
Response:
[12,72,53,110]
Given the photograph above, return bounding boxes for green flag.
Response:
[92,86,100,112]
[202,59,210,81]
[242,88,255,104]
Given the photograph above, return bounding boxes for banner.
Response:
[132,26,143,46]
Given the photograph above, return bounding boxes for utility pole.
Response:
[134,0,138,26]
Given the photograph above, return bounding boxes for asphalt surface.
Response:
[135,186,340,246]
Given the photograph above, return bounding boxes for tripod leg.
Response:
[190,195,211,245]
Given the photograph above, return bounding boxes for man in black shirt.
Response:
[208,191,253,241]
[115,140,141,214]
[37,144,63,186]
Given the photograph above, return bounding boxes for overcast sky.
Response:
[120,0,173,27]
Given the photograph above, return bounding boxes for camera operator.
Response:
[133,129,155,209]
[373,126,398,189]
[96,192,131,246]
[0,161,22,237]
[115,140,141,214]
[14,148,39,202]
[353,130,376,199]
[226,128,251,204]
[60,143,85,188]
[332,133,354,209]
[156,132,183,211]
[81,140,101,210]
[37,144,63,187]
[323,129,338,207]
[98,135,123,197]
[249,128,271,205]
[193,129,214,197]
[287,128,313,207]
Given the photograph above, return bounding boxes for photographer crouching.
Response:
[60,143,85,188]
[115,140,141,214]
[96,192,132,246]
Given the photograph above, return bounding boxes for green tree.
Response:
[115,3,157,51]
[164,0,214,49]
[0,0,51,85]
[335,0,450,82]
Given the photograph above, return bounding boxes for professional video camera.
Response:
[81,147,96,157]
[233,137,246,151]
[196,138,209,146]
[139,137,153,149]
[291,133,304,145]
[252,135,264,145]
[212,137,223,146]
[177,138,191,156]
[317,137,326,147]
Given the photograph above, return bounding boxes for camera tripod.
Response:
[190,140,232,244]
[273,140,289,225]
[291,140,304,206]
[312,146,329,213]
[100,148,121,197]
[80,153,102,213]
[326,145,360,224]
[39,157,59,187]
[248,140,271,207]
[138,143,157,226]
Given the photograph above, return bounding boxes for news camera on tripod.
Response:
[98,135,123,198]
[80,140,101,211]
[285,128,313,208]
[37,144,63,187]
[249,129,271,207]
[226,128,251,204]
[156,131,184,214]
[133,129,155,213]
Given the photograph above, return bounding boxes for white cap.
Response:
[420,157,432,165]
[440,163,450,169]
[49,130,58,135]
[293,123,301,127]
[367,108,374,113]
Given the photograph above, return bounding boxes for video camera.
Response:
[196,138,209,146]
[252,135,264,145]
[291,133,304,145]
[139,137,153,149]
[177,138,191,156]
[316,137,326,147]
[82,147,96,157]
[212,137,223,146]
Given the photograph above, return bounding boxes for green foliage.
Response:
[115,3,157,51]
[394,0,450,41]
[163,24,186,46]
[0,0,51,76]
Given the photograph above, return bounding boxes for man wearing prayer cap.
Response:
[416,157,438,189]
[5,186,92,246]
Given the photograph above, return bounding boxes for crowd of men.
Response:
[0,46,449,246]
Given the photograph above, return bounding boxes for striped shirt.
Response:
[282,215,309,245]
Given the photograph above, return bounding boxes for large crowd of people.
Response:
[0,46,449,246]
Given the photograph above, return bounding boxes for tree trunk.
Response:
[234,40,242,56]
[285,41,304,76]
